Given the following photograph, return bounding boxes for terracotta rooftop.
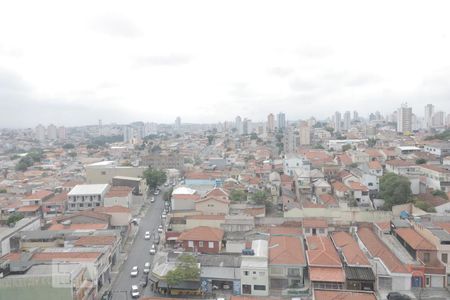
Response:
[269,235,306,265]
[331,231,370,266]
[337,154,353,166]
[386,159,416,167]
[314,289,377,300]
[306,236,341,267]
[365,149,383,158]
[395,227,436,251]
[48,223,109,231]
[374,221,391,233]
[309,266,345,283]
[106,186,133,198]
[419,164,450,173]
[178,226,224,241]
[303,218,328,228]
[204,187,229,198]
[32,252,101,262]
[186,215,225,220]
[74,235,116,246]
[319,194,338,207]
[368,160,382,170]
[269,226,302,236]
[347,181,369,192]
[44,192,68,204]
[358,227,408,273]
[23,190,54,200]
[95,205,132,213]
[17,205,41,212]
[332,181,350,193]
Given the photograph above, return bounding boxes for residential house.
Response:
[331,231,375,291]
[171,187,200,211]
[21,190,54,206]
[94,206,131,230]
[417,164,450,192]
[42,192,67,216]
[194,188,230,215]
[103,186,133,208]
[332,181,350,201]
[357,227,412,291]
[394,227,446,287]
[178,226,224,254]
[345,181,371,207]
[67,184,110,211]
[306,235,345,290]
[303,219,328,236]
[240,240,269,296]
[312,179,331,196]
[283,154,310,177]
[268,235,307,291]
[318,194,339,208]
[47,211,110,231]
[313,289,377,300]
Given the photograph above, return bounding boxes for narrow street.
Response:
[110,189,166,300]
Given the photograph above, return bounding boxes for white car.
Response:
[149,244,156,255]
[143,262,151,274]
[131,285,140,298]
[150,197,155,203]
[161,213,167,219]
[157,225,163,233]
[144,231,151,240]
[130,266,138,277]
[164,182,169,187]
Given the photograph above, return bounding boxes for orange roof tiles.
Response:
[74,236,116,246]
[358,227,408,273]
[314,290,377,300]
[178,226,224,242]
[186,215,225,220]
[24,190,54,200]
[106,186,133,198]
[269,226,302,236]
[44,192,68,204]
[319,194,338,207]
[204,187,229,198]
[375,221,391,233]
[337,154,353,166]
[32,252,101,262]
[17,205,41,212]
[332,181,350,193]
[309,267,345,283]
[368,160,382,170]
[347,181,369,192]
[303,218,328,229]
[48,223,108,231]
[386,159,415,167]
[420,164,450,173]
[395,227,436,251]
[331,231,370,266]
[269,235,306,265]
[306,236,341,267]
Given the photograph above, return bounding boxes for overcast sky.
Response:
[1,0,450,128]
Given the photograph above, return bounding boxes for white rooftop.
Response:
[172,186,196,195]
[68,184,109,196]
[86,161,115,167]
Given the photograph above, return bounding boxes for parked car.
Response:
[150,197,155,203]
[157,225,163,233]
[140,274,148,287]
[144,231,151,240]
[130,266,139,277]
[161,213,167,219]
[387,292,411,300]
[130,218,139,225]
[101,291,112,300]
[143,262,151,274]
[154,234,160,244]
[149,244,156,255]
[131,285,140,298]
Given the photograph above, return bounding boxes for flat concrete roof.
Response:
[68,184,109,196]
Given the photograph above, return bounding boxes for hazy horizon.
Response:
[1,0,450,128]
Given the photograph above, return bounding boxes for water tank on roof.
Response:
[242,248,255,256]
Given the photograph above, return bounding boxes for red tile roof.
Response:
[306,236,341,267]
[331,231,370,266]
[44,192,68,204]
[309,267,345,283]
[358,227,408,273]
[368,160,382,170]
[24,190,54,200]
[178,226,224,241]
[319,194,338,207]
[74,235,116,246]
[314,289,377,300]
[17,205,41,212]
[395,227,436,251]
[106,186,133,198]
[186,215,225,220]
[332,181,350,193]
[269,235,306,265]
[204,187,229,198]
[269,226,302,236]
[347,181,369,192]
[303,218,328,228]
[48,223,108,231]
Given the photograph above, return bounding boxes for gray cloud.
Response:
[91,15,141,38]
[268,67,294,78]
[133,54,192,67]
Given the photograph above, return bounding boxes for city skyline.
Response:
[1,1,450,127]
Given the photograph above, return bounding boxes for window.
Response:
[71,204,75,207]
[254,285,266,291]
[253,271,256,275]
[79,203,84,207]
[288,268,301,277]
[101,171,106,175]
[442,253,448,263]
[424,252,430,263]
[96,203,100,206]
[188,241,194,247]
[208,242,214,248]
[259,271,265,276]
[244,271,249,276]
[87,203,92,207]
[318,228,325,234]
[199,241,204,247]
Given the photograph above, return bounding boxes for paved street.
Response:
[110,189,166,300]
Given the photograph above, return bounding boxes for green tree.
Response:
[415,158,427,165]
[165,254,200,288]
[7,213,24,226]
[68,152,77,158]
[62,143,75,149]
[367,138,377,148]
[0,189,7,193]
[432,190,448,200]
[143,168,167,191]
[380,173,413,210]
[230,189,247,202]
[342,144,352,152]
[164,187,174,202]
[250,132,258,140]
[207,135,215,145]
[251,190,268,205]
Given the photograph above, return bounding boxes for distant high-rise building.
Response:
[299,122,311,145]
[432,111,445,127]
[123,126,133,143]
[35,124,46,142]
[334,111,341,133]
[235,116,243,134]
[242,118,250,135]
[353,110,359,122]
[175,116,181,130]
[397,103,412,134]
[424,104,434,130]
[47,124,57,140]
[277,112,286,130]
[267,113,275,133]
[58,126,66,141]
[98,119,103,136]
[446,114,450,127]
[343,111,351,131]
